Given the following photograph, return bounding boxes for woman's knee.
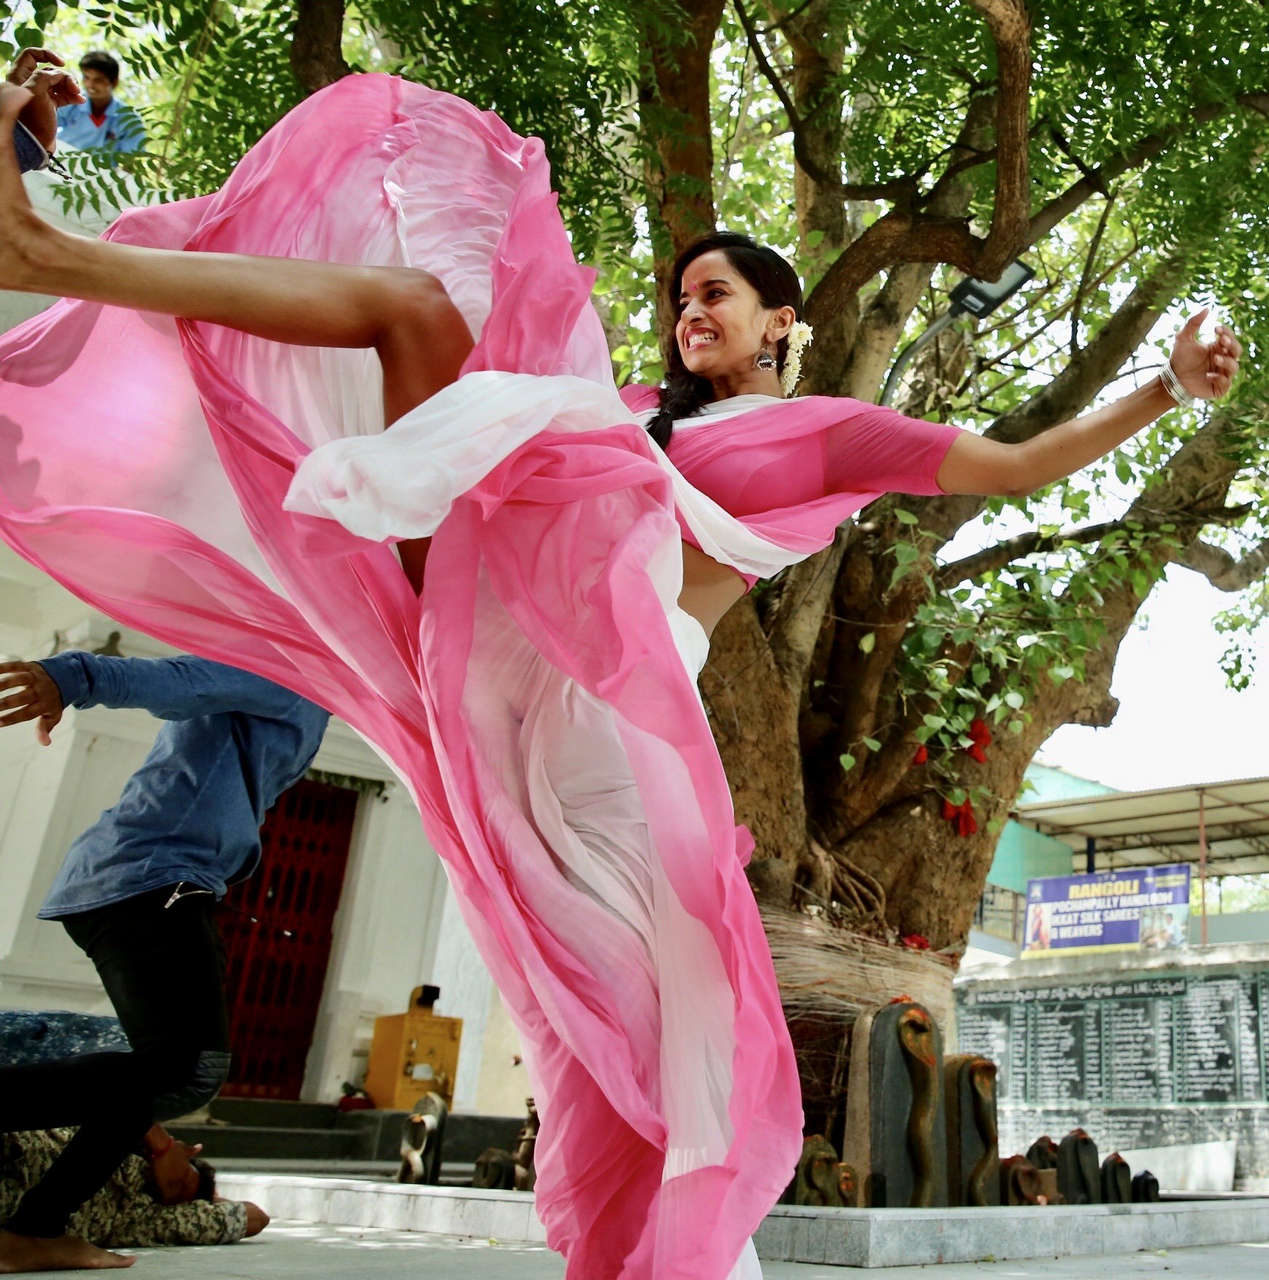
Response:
[376,269,454,341]
[374,269,473,366]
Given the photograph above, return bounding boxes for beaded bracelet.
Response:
[1158,361,1196,409]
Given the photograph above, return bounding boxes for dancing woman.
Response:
[0,76,1238,1279]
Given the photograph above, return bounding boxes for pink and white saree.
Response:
[0,75,958,1277]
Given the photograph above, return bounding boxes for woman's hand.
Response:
[1169,310,1241,401]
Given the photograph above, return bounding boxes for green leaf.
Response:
[894,508,919,525]
[1004,690,1025,710]
[859,631,876,654]
[839,752,857,773]
[862,736,882,751]
[922,714,946,730]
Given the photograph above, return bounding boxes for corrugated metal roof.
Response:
[1015,776,1269,877]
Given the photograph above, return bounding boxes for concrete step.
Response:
[209,1097,339,1130]
[172,1122,365,1161]
[213,1173,1269,1268]
[199,1156,477,1186]
[171,1099,524,1168]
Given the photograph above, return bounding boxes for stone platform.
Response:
[215,1173,1269,1268]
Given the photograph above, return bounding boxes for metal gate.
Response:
[217,777,359,1099]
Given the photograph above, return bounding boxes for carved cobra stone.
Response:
[966,1059,999,1207]
[898,1005,939,1207]
[792,1134,848,1207]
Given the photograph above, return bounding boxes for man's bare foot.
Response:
[0,82,56,294]
[0,1228,134,1271]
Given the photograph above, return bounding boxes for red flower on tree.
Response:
[912,745,928,765]
[965,718,991,764]
[941,796,979,837]
[901,934,931,950]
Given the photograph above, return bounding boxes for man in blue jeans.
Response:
[0,651,329,1271]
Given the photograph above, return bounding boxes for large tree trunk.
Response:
[291,0,351,94]
[635,0,726,355]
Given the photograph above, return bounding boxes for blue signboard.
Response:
[1022,863,1191,956]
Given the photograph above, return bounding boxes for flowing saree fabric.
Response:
[1,74,968,1272]
[0,75,809,1277]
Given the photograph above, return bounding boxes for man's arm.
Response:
[0,652,313,740]
[96,1192,253,1248]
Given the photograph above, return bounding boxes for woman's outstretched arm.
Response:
[935,310,1241,497]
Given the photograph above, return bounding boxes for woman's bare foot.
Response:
[0,82,58,294]
[0,1228,135,1271]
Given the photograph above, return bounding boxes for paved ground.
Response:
[96,1222,1269,1279]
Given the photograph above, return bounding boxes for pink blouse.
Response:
[621,385,963,585]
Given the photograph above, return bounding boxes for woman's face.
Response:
[675,250,777,383]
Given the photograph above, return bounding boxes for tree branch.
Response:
[963,0,1031,275]
[936,507,1251,589]
[731,0,918,202]
[638,0,727,352]
[1029,92,1269,244]
[768,535,848,689]
[1178,537,1269,591]
[290,0,350,95]
[802,0,1031,311]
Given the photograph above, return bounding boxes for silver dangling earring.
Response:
[754,346,777,373]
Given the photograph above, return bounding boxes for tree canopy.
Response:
[5,0,1267,949]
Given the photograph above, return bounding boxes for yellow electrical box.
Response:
[364,985,463,1111]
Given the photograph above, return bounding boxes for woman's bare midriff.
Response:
[679,541,746,639]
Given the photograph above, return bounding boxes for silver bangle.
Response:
[1158,362,1195,409]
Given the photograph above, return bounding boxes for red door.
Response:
[218,778,359,1099]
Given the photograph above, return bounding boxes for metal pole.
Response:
[1085,835,1096,875]
[879,309,959,407]
[1199,787,1209,946]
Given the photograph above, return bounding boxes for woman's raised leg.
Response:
[2,84,471,591]
[0,84,473,425]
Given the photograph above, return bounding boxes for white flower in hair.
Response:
[781,320,814,396]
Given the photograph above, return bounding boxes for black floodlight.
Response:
[948,259,1036,318]
[880,258,1035,406]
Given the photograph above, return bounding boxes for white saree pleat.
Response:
[287,371,810,585]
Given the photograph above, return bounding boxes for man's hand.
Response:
[6,48,81,153]
[242,1202,270,1237]
[7,47,64,86]
[0,660,65,745]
